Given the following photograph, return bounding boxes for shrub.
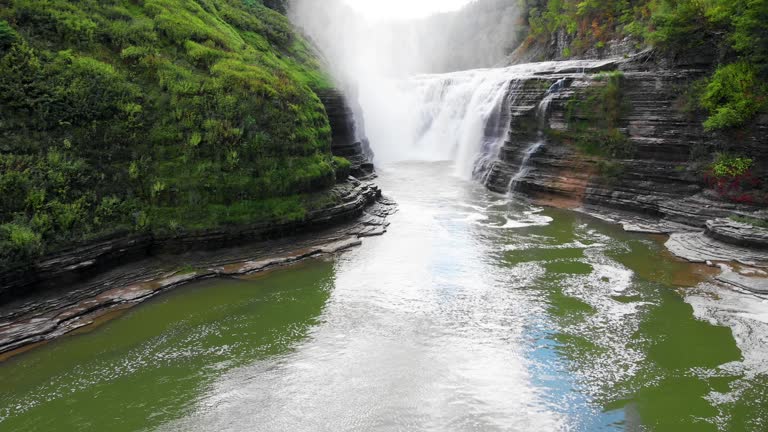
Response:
[705,153,763,204]
[700,62,767,130]
[711,153,753,178]
[333,156,352,181]
[0,20,18,52]
[0,223,43,263]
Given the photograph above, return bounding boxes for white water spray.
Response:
[374,63,590,180]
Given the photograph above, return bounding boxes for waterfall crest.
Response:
[373,61,610,184]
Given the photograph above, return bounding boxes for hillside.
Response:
[516,0,767,131]
[0,0,346,270]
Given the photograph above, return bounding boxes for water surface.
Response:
[1,162,767,431]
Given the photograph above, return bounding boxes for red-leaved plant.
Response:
[704,154,764,205]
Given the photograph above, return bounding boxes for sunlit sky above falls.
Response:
[342,0,475,20]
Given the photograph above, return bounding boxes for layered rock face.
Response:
[0,181,385,304]
[485,56,768,235]
[316,89,375,177]
[0,88,382,305]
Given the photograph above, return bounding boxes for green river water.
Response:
[1,162,767,431]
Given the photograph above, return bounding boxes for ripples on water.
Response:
[1,162,767,432]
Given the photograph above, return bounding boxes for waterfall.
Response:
[394,68,519,180]
[358,60,613,183]
[506,140,544,194]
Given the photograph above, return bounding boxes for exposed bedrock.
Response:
[316,88,375,177]
[484,54,768,265]
[0,181,387,305]
[0,192,397,357]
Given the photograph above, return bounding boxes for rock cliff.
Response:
[484,54,768,253]
[316,89,375,178]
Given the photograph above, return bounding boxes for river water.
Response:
[1,161,767,431]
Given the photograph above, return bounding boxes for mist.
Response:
[288,0,525,164]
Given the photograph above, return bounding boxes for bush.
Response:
[333,156,352,181]
[0,20,18,52]
[700,62,767,130]
[0,223,43,264]
[705,153,763,204]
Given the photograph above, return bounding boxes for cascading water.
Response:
[364,62,603,185]
[506,140,544,194]
[387,68,518,179]
[360,60,613,188]
[506,77,566,194]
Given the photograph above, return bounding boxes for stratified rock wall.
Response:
[316,89,375,177]
[486,55,768,227]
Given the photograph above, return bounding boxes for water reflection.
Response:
[1,162,767,431]
[0,261,334,431]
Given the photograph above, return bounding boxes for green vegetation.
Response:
[521,0,768,130]
[706,153,764,204]
[700,62,767,130]
[711,153,753,178]
[0,0,340,270]
[332,156,352,181]
[561,70,635,158]
[730,215,768,229]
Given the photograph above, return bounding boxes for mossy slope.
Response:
[0,0,340,269]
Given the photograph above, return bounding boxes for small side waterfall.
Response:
[505,78,565,194]
[506,140,544,194]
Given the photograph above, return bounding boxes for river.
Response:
[1,161,767,431]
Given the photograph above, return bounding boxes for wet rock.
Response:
[316,88,375,178]
[705,218,768,250]
[665,233,768,267]
[716,272,768,295]
[486,53,768,272]
[488,54,767,227]
[0,192,396,357]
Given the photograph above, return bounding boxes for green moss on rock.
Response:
[0,0,336,269]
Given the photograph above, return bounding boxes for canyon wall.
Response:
[484,55,768,233]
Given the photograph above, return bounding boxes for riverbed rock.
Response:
[0,190,396,357]
[0,181,388,306]
[705,218,768,250]
[665,233,768,267]
[716,272,768,295]
[484,53,768,265]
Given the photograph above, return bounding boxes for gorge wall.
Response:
[386,54,766,257]
[316,89,375,178]
[484,55,768,224]
[474,54,768,257]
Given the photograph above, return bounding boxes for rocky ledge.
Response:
[316,88,375,178]
[705,218,768,250]
[0,184,397,359]
[0,180,386,303]
[483,53,768,293]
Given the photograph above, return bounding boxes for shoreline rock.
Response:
[0,190,397,359]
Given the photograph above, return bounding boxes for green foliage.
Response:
[563,71,634,158]
[710,153,753,178]
[0,20,18,51]
[730,215,768,228]
[0,223,43,260]
[522,0,768,130]
[646,0,712,51]
[700,62,767,130]
[0,0,337,270]
[333,156,352,181]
